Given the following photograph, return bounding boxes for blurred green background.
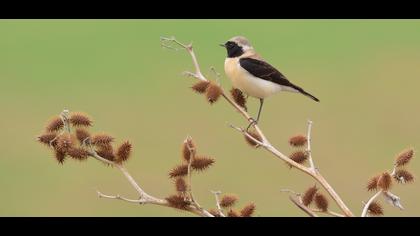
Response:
[0,20,419,216]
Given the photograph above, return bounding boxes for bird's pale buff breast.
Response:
[224,58,282,99]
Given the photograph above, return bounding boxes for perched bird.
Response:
[221,36,319,130]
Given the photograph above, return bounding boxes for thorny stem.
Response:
[162,36,354,217]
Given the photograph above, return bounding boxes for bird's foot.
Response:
[246,118,258,131]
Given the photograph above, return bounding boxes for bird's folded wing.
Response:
[239,57,292,87]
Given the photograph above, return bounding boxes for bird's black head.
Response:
[220,41,245,58]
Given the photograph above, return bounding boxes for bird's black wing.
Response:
[239,57,320,102]
[239,57,292,87]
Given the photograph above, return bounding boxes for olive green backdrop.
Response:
[0,20,419,216]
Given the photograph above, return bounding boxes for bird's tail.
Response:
[290,84,320,102]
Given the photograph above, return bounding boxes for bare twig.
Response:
[390,165,397,176]
[211,190,226,217]
[162,36,354,216]
[289,195,318,217]
[184,137,212,216]
[60,109,71,133]
[183,71,201,80]
[306,120,316,172]
[361,190,383,217]
[160,36,206,81]
[229,124,267,148]
[88,144,213,217]
[280,188,317,217]
[210,66,221,85]
[281,188,343,217]
[311,209,345,217]
[280,188,300,196]
[97,191,144,204]
[48,109,70,147]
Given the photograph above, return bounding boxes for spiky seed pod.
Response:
[289,135,308,147]
[67,147,90,161]
[230,88,247,111]
[208,209,221,217]
[75,128,91,145]
[54,149,66,164]
[244,130,262,148]
[289,151,308,164]
[91,133,114,146]
[165,195,190,210]
[169,164,189,178]
[366,175,380,191]
[115,141,132,163]
[69,112,92,127]
[205,82,222,104]
[96,144,115,161]
[181,143,190,162]
[368,201,384,216]
[220,195,238,208]
[175,178,188,193]
[191,156,215,171]
[394,169,415,184]
[37,133,57,146]
[191,80,210,94]
[314,193,329,211]
[302,185,318,206]
[46,116,64,132]
[55,134,74,153]
[227,209,240,217]
[395,149,414,167]
[240,203,256,217]
[377,172,392,191]
[181,138,196,162]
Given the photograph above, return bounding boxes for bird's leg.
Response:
[256,98,264,123]
[246,98,264,131]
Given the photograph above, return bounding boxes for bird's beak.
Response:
[219,44,226,48]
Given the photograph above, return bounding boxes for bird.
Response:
[221,36,319,130]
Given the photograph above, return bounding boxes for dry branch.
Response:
[161,36,354,217]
